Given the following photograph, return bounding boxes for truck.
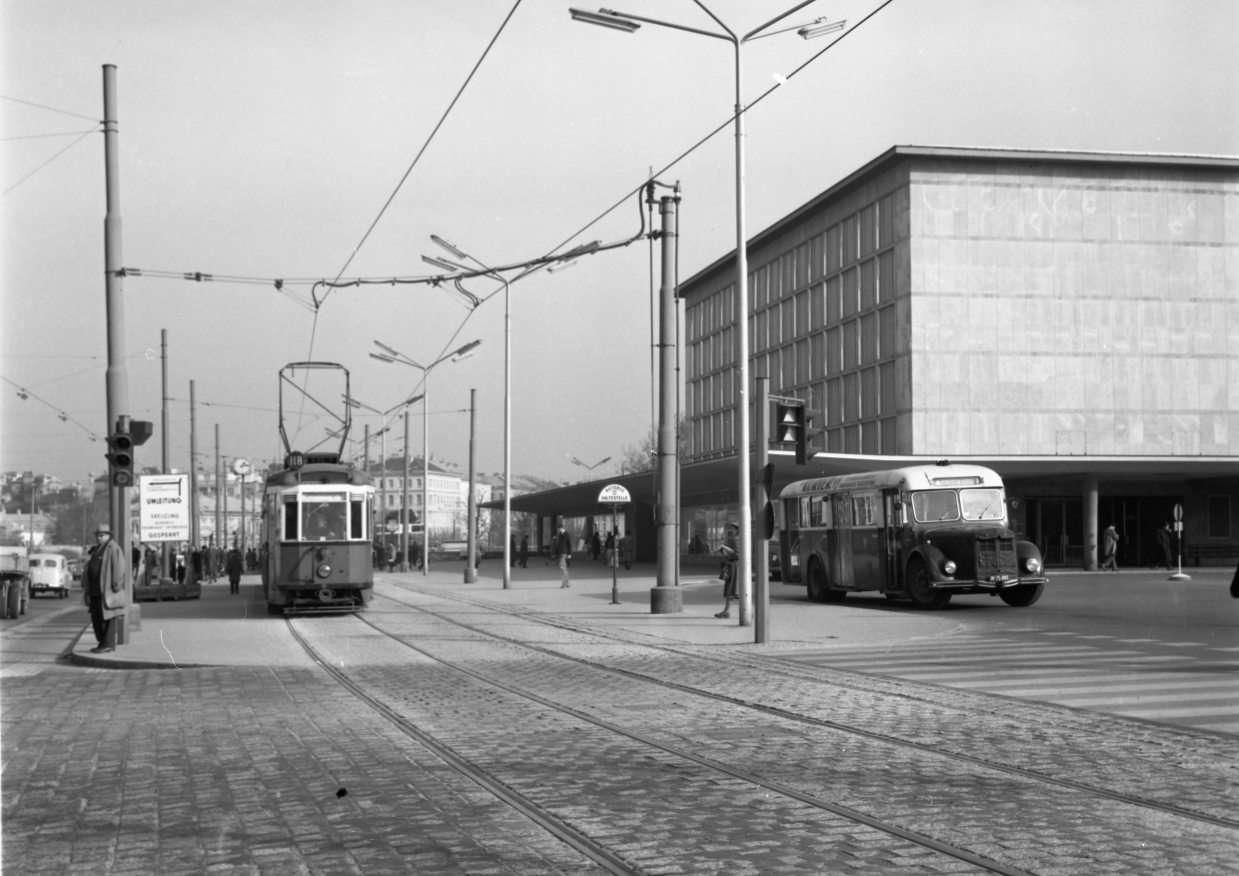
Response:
[0,547,31,619]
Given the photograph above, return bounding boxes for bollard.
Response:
[650,585,682,614]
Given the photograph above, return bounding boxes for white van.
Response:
[29,553,71,598]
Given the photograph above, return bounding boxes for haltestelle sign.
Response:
[597,484,631,505]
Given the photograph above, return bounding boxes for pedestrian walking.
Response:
[191,545,204,585]
[510,534,517,567]
[1153,522,1173,570]
[604,530,615,566]
[553,525,572,588]
[519,535,529,568]
[620,532,633,570]
[83,524,127,653]
[716,523,740,618]
[591,531,601,562]
[386,541,397,573]
[225,547,243,595]
[246,546,257,571]
[1101,524,1120,571]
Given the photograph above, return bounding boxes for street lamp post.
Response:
[371,338,481,576]
[568,454,612,481]
[427,236,561,590]
[345,393,419,569]
[571,1,842,627]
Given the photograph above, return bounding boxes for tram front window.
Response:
[912,490,960,523]
[960,488,1005,521]
[303,501,347,540]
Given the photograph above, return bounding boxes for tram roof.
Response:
[778,463,1003,498]
[265,463,371,488]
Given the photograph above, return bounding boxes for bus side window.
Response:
[809,496,822,527]
[800,496,812,526]
[784,498,799,528]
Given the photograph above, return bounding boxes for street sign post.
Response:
[597,484,630,605]
[138,473,191,543]
[1169,503,1190,581]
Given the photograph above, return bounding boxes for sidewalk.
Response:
[68,562,961,669]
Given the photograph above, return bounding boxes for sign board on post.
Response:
[138,473,191,542]
[597,484,631,505]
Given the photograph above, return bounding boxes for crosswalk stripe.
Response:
[776,635,1235,733]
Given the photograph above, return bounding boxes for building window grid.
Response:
[685,201,899,458]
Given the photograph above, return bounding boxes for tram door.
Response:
[881,489,902,591]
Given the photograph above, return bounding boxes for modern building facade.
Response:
[678,145,1238,568]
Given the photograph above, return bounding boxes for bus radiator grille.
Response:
[976,536,1017,575]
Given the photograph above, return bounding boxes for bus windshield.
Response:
[912,490,959,522]
[960,488,1005,521]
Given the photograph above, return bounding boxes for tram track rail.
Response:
[287,603,1038,876]
[372,585,1239,834]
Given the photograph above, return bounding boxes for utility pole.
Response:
[189,380,198,583]
[656,189,680,587]
[103,64,132,642]
[651,185,682,614]
[465,388,478,583]
[161,329,170,580]
[214,424,221,565]
[401,411,410,572]
[754,375,770,642]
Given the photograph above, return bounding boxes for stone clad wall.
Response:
[908,158,1238,457]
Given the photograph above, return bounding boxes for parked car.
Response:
[29,553,71,598]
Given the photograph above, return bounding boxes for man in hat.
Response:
[83,524,128,653]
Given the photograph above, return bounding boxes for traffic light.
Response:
[774,401,822,466]
[106,429,135,487]
[801,404,822,466]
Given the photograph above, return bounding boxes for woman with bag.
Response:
[715,523,740,618]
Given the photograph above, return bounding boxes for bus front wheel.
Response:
[999,583,1044,607]
[906,560,951,610]
[806,562,828,603]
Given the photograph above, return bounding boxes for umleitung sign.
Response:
[138,473,191,542]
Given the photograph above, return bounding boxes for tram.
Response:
[260,362,374,615]
[778,462,1047,610]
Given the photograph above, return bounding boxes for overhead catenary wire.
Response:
[2,126,100,197]
[1,94,100,122]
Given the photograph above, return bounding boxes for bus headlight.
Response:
[1023,557,1041,574]
[943,560,957,575]
[316,563,332,579]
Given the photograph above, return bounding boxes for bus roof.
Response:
[778,463,1004,499]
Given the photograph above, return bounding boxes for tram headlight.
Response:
[1023,556,1041,574]
[942,560,957,576]
[316,563,332,579]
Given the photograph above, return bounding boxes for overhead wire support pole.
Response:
[102,63,132,642]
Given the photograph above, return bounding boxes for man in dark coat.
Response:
[84,524,127,653]
[225,548,243,595]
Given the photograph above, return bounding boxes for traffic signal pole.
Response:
[103,65,133,643]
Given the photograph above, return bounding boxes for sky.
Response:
[2,0,1236,489]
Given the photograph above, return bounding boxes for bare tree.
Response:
[618,418,688,475]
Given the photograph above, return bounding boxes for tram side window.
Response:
[350,500,364,540]
[284,499,299,541]
[912,490,960,523]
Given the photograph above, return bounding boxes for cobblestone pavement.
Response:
[2,662,610,875]
[5,580,1237,876]
[299,583,1237,875]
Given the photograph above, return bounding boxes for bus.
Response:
[777,462,1047,610]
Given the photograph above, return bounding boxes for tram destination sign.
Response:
[597,484,631,505]
[138,473,191,542]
